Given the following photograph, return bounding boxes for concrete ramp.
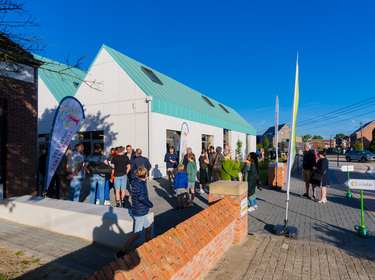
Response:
[0,195,154,249]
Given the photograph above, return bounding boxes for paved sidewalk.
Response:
[207,234,375,280]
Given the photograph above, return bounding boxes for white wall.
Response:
[38,78,59,134]
[73,48,149,154]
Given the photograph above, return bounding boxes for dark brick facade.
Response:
[0,69,38,198]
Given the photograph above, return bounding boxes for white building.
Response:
[37,45,256,178]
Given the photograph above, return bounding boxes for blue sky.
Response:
[27,0,375,138]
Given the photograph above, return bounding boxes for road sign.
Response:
[345,179,375,191]
[341,165,354,172]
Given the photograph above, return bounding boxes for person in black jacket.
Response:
[115,167,153,259]
[130,149,152,181]
[312,151,330,203]
[300,145,316,198]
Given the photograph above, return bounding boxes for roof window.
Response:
[219,104,230,114]
[73,82,79,88]
[141,66,163,85]
[202,96,215,107]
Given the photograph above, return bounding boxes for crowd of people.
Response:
[38,144,151,208]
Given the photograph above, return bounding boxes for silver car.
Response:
[345,150,375,163]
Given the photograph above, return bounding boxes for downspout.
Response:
[146,96,153,179]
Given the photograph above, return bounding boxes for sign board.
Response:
[241,197,248,217]
[341,165,354,172]
[345,179,375,191]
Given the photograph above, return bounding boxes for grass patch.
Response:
[19,260,30,265]
[15,251,24,256]
[31,258,40,264]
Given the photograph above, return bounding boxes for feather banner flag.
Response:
[285,55,299,221]
[44,96,85,192]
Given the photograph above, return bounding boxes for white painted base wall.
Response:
[0,196,154,249]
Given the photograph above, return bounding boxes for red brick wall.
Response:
[208,191,248,244]
[268,163,287,188]
[1,71,38,198]
[87,199,239,280]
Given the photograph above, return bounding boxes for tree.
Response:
[235,138,243,161]
[281,142,285,152]
[302,134,312,142]
[0,0,100,92]
[256,143,263,150]
[263,135,270,162]
[353,141,363,150]
[334,133,345,139]
[312,135,323,140]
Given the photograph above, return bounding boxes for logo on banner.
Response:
[351,181,358,187]
[58,106,81,128]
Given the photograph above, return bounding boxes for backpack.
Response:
[88,154,113,179]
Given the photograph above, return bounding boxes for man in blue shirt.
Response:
[84,144,108,205]
[164,146,178,189]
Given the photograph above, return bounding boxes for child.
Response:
[186,153,197,207]
[174,164,188,211]
[115,167,153,259]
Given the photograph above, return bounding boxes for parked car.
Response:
[345,150,375,163]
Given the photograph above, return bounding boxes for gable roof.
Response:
[262,124,288,137]
[34,54,86,103]
[100,45,255,135]
[351,120,375,135]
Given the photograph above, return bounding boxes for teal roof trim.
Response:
[34,54,87,103]
[102,45,256,135]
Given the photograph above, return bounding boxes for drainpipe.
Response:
[146,96,153,179]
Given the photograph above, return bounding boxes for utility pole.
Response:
[361,122,363,150]
[330,135,332,148]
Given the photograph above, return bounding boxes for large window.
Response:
[77,131,104,156]
[202,134,214,150]
[166,130,181,158]
[223,129,230,148]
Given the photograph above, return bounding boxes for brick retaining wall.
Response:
[87,199,238,280]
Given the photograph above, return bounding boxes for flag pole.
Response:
[275,95,279,189]
[274,54,299,238]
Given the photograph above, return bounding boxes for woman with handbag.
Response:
[311,151,330,203]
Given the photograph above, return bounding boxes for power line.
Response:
[297,96,375,125]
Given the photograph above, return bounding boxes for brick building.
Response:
[258,123,303,151]
[0,35,41,198]
[307,139,336,150]
[349,120,375,149]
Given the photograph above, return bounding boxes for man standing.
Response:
[183,147,195,171]
[126,145,136,161]
[207,146,215,184]
[164,146,178,188]
[130,149,152,181]
[301,144,316,198]
[55,144,73,199]
[67,144,84,202]
[85,144,108,205]
[111,146,131,208]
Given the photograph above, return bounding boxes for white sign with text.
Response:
[241,197,248,217]
[341,165,354,172]
[345,179,375,191]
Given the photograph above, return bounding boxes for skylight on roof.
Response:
[141,66,163,85]
[202,96,215,107]
[219,104,230,114]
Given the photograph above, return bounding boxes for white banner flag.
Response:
[44,97,85,191]
[179,122,189,165]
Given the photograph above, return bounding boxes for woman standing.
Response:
[312,151,330,203]
[198,149,209,193]
[212,146,224,182]
[242,152,259,212]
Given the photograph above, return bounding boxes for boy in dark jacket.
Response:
[174,164,188,211]
[116,167,153,259]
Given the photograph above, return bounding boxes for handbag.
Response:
[310,171,323,184]
[88,154,113,177]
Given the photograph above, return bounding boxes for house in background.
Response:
[258,124,302,151]
[307,139,336,150]
[349,120,375,149]
[0,35,42,198]
[37,45,256,178]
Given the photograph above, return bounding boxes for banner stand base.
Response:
[274,224,298,238]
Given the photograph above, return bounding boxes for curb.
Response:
[365,164,375,178]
